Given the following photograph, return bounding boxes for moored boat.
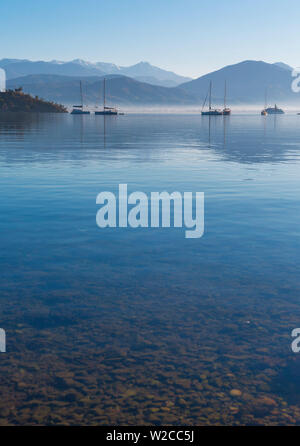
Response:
[95,107,118,116]
[223,108,231,116]
[260,89,284,115]
[265,104,284,114]
[202,109,223,116]
[71,108,90,115]
[95,78,119,115]
[222,81,231,115]
[201,81,223,116]
[70,81,90,114]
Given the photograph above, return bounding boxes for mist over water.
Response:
[92,105,300,114]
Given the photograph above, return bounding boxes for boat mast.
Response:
[209,81,212,111]
[224,80,227,109]
[103,78,106,109]
[80,81,83,108]
[202,90,209,111]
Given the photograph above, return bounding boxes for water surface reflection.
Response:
[0,113,300,425]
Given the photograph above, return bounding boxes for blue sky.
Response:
[1,0,299,77]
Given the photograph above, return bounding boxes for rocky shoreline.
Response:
[0,89,67,113]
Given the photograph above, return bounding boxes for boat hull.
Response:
[265,108,284,114]
[71,109,90,115]
[95,111,118,115]
[223,109,231,115]
[202,111,223,116]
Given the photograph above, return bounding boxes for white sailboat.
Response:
[223,81,231,115]
[71,81,90,114]
[201,81,223,116]
[95,78,118,115]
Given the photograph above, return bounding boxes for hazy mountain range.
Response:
[0,58,191,87]
[7,74,194,106]
[3,58,299,107]
[181,60,297,104]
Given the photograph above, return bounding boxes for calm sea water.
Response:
[1,112,300,425]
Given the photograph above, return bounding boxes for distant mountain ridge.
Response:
[273,62,293,71]
[0,58,191,87]
[179,60,298,104]
[7,74,195,106]
[4,59,299,106]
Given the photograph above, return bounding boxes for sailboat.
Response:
[222,81,231,115]
[95,78,118,115]
[71,81,90,114]
[201,81,223,116]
